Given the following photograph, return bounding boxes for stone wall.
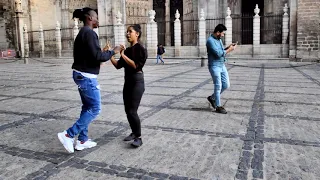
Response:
[0,0,15,50]
[296,0,320,59]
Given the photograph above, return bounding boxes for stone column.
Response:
[147,10,158,57]
[282,3,289,58]
[61,0,70,50]
[97,0,106,27]
[225,7,233,46]
[39,23,45,58]
[114,11,125,45]
[289,0,297,59]
[174,10,181,57]
[14,0,24,58]
[55,21,62,57]
[114,11,125,58]
[198,9,206,57]
[23,24,29,63]
[253,5,261,57]
[165,0,171,46]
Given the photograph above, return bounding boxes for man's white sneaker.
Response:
[75,139,97,151]
[57,131,74,153]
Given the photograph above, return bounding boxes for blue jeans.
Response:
[208,64,230,107]
[156,54,164,63]
[67,71,101,142]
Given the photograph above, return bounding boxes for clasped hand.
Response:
[103,43,126,55]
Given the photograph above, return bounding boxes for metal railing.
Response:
[232,14,254,44]
[60,28,73,50]
[43,29,56,52]
[182,19,199,46]
[260,14,283,44]
[27,31,39,52]
[206,18,225,38]
[157,20,172,46]
[98,25,115,47]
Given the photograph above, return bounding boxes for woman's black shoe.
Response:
[123,133,136,141]
[131,138,143,147]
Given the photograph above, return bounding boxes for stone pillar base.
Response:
[198,46,206,57]
[282,44,289,58]
[253,45,260,58]
[174,47,181,57]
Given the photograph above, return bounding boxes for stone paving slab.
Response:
[0,118,116,153]
[99,85,124,93]
[264,92,320,104]
[20,82,74,90]
[265,117,320,143]
[29,89,82,101]
[83,129,242,180]
[168,96,253,114]
[48,167,129,180]
[264,81,320,88]
[265,86,320,95]
[142,108,249,136]
[0,80,35,87]
[264,102,320,119]
[148,81,200,88]
[55,104,151,123]
[0,87,49,96]
[0,96,9,101]
[265,143,320,180]
[144,86,188,96]
[0,97,71,114]
[0,152,49,180]
[0,113,28,126]
[202,83,258,91]
[188,88,256,100]
[0,60,319,180]
[159,78,207,83]
[104,93,173,107]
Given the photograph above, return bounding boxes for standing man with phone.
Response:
[206,24,236,114]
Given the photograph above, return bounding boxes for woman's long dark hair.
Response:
[72,7,98,22]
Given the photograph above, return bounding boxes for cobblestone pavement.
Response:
[0,59,319,180]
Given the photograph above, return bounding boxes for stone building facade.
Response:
[1,0,319,60]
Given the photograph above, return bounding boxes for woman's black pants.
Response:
[123,73,145,137]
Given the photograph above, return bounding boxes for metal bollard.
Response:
[201,56,206,67]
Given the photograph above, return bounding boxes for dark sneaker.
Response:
[216,106,227,114]
[207,96,216,109]
[123,133,136,141]
[131,138,143,147]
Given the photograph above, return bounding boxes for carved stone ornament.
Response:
[254,4,260,16]
[116,11,122,24]
[148,10,156,22]
[283,3,288,15]
[175,10,180,20]
[200,9,205,20]
[15,0,23,13]
[227,7,231,17]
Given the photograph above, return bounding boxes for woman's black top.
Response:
[116,43,147,76]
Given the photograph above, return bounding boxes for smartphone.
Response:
[232,41,238,46]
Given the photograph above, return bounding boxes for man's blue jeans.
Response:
[208,63,230,107]
[67,71,101,142]
[156,54,164,63]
